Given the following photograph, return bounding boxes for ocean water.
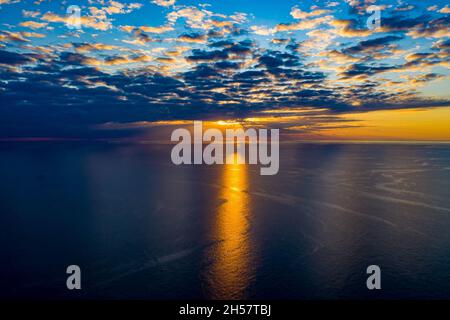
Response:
[1,142,450,299]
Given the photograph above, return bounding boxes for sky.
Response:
[0,0,449,140]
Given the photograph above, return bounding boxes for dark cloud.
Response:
[214,61,241,69]
[408,15,450,38]
[257,50,302,71]
[131,29,159,44]
[186,49,229,61]
[344,35,403,53]
[0,50,34,65]
[207,40,254,57]
[432,39,450,51]
[0,22,449,139]
[380,15,426,31]
[58,52,92,66]
[340,63,395,78]
[380,14,450,39]
[177,33,207,43]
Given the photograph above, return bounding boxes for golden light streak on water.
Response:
[207,152,252,299]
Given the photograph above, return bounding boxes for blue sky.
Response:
[0,0,449,139]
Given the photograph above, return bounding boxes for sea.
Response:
[1,141,449,299]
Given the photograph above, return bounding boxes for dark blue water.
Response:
[1,142,450,299]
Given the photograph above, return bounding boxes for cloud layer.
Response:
[0,0,449,138]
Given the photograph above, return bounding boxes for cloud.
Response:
[0,30,45,43]
[0,0,20,5]
[139,25,174,34]
[90,1,143,16]
[22,10,41,18]
[330,19,372,37]
[186,49,228,61]
[407,16,450,39]
[250,25,275,36]
[0,50,35,65]
[318,49,360,64]
[0,31,29,43]
[0,0,449,138]
[41,12,112,31]
[339,63,395,78]
[121,24,174,34]
[123,29,160,45]
[404,73,445,87]
[440,5,450,13]
[343,35,403,54]
[177,33,207,43]
[276,15,333,32]
[72,42,120,53]
[377,15,424,33]
[327,2,340,7]
[377,15,450,39]
[1,43,447,139]
[102,54,153,65]
[394,5,415,12]
[40,2,142,31]
[432,39,450,51]
[167,7,207,29]
[290,7,332,19]
[152,0,175,7]
[20,21,48,29]
[272,38,290,45]
[397,51,450,72]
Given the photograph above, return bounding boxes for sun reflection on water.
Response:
[207,152,252,299]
